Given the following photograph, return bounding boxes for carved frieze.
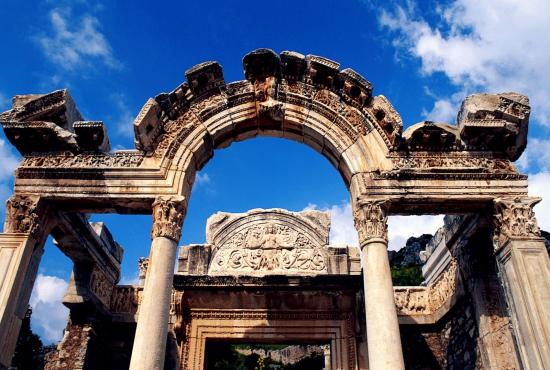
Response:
[206,209,331,276]
[375,153,524,180]
[110,286,141,314]
[89,267,114,307]
[151,196,186,242]
[21,152,144,168]
[493,196,541,248]
[395,260,460,316]
[5,195,41,240]
[209,223,327,274]
[353,200,389,246]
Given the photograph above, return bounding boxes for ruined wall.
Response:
[400,295,481,370]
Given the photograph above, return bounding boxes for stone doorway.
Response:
[204,341,330,370]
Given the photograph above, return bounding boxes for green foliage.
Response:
[11,306,44,370]
[206,342,325,370]
[391,265,424,286]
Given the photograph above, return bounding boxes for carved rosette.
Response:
[492,196,541,249]
[151,196,186,242]
[5,195,42,240]
[353,199,389,247]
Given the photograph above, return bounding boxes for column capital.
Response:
[353,199,390,248]
[4,194,42,240]
[151,195,186,243]
[492,196,541,249]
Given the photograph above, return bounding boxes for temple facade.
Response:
[0,49,549,370]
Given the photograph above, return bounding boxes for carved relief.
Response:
[493,196,541,248]
[5,195,41,240]
[151,196,186,242]
[89,268,114,307]
[353,200,389,246]
[21,152,144,168]
[110,286,140,314]
[395,260,460,315]
[210,223,327,275]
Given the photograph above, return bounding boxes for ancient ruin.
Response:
[0,48,549,370]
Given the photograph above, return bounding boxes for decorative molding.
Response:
[352,200,389,246]
[151,196,186,242]
[110,286,141,314]
[21,152,144,168]
[89,267,114,307]
[395,260,460,317]
[493,196,541,249]
[4,195,42,240]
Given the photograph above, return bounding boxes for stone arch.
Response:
[133,49,402,196]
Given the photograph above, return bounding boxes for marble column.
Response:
[0,195,45,370]
[129,196,185,370]
[492,196,550,370]
[353,199,405,370]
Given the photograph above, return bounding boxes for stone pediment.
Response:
[207,209,330,276]
[178,208,360,277]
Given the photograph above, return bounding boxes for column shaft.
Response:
[129,196,185,370]
[354,200,405,370]
[129,237,177,370]
[0,196,44,369]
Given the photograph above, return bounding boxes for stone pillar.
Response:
[129,196,185,370]
[353,199,405,370]
[0,195,46,370]
[492,196,550,370]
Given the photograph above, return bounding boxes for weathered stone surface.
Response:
[2,89,83,131]
[73,121,110,152]
[458,92,530,160]
[185,208,358,277]
[1,49,548,370]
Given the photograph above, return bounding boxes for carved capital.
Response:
[493,196,541,249]
[353,199,390,247]
[151,196,186,242]
[4,195,42,240]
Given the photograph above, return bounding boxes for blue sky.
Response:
[1,0,549,343]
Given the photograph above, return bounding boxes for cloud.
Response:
[527,172,550,232]
[379,0,550,125]
[304,202,443,250]
[0,138,20,225]
[387,215,444,251]
[516,138,550,174]
[29,274,70,343]
[195,172,211,186]
[0,93,10,110]
[37,8,120,71]
[421,98,457,123]
[107,93,136,142]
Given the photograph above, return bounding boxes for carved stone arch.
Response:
[134,49,400,194]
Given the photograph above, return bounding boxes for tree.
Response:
[11,306,44,370]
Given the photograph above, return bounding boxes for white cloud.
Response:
[528,172,550,232]
[29,274,69,343]
[38,8,120,71]
[0,138,20,225]
[516,138,550,174]
[195,172,211,186]
[304,202,443,250]
[380,0,550,125]
[106,93,136,142]
[0,93,10,110]
[0,138,19,181]
[388,215,444,251]
[421,98,457,123]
